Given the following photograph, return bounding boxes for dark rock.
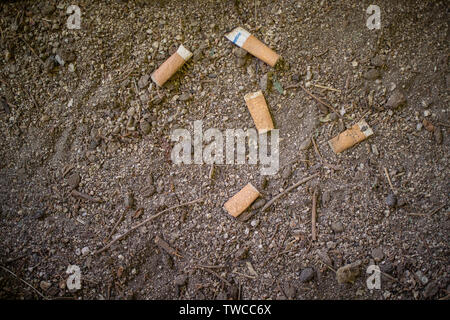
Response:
[291,74,301,82]
[34,209,46,220]
[386,192,397,208]
[371,247,384,262]
[379,261,394,274]
[423,281,439,298]
[385,89,406,109]
[434,128,443,144]
[299,267,315,282]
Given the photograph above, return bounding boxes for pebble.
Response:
[318,251,332,266]
[322,191,331,204]
[423,281,438,298]
[81,247,90,256]
[299,267,314,282]
[415,271,428,285]
[40,281,51,291]
[281,166,292,180]
[423,110,431,117]
[174,274,188,286]
[34,209,46,220]
[385,89,406,109]
[379,261,394,274]
[284,283,296,299]
[363,69,380,80]
[370,55,386,67]
[237,57,247,67]
[138,74,149,89]
[371,247,384,262]
[235,246,249,260]
[124,192,134,208]
[434,128,443,144]
[179,93,191,102]
[291,74,301,82]
[299,138,312,151]
[233,47,248,59]
[386,192,397,208]
[336,261,361,284]
[260,73,271,92]
[41,4,56,16]
[331,221,344,233]
[67,172,81,190]
[127,107,136,117]
[140,119,151,134]
[251,198,266,210]
[305,66,312,81]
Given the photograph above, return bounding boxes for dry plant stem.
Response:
[0,265,47,299]
[104,208,128,243]
[311,188,318,241]
[95,197,204,254]
[299,84,342,118]
[384,167,396,194]
[195,266,231,286]
[261,173,319,211]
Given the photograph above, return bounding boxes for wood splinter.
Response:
[311,187,319,241]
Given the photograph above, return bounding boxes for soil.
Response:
[0,0,448,300]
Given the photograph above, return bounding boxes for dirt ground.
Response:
[0,0,448,300]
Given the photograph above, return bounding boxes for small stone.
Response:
[331,221,344,233]
[299,267,314,283]
[81,247,90,256]
[233,47,247,59]
[235,246,249,260]
[423,110,431,117]
[174,274,188,286]
[385,89,406,109]
[67,173,81,190]
[322,191,331,204]
[305,66,312,81]
[34,209,46,220]
[291,74,301,82]
[139,119,151,134]
[379,261,394,274]
[127,107,135,117]
[236,57,247,67]
[423,119,435,132]
[371,247,384,262]
[179,93,191,102]
[260,73,271,92]
[41,4,56,16]
[40,281,51,291]
[299,138,312,151]
[326,241,336,249]
[363,69,380,80]
[124,192,134,208]
[143,185,156,197]
[434,128,443,144]
[250,219,259,227]
[423,281,438,298]
[138,74,149,89]
[371,55,386,67]
[281,166,292,180]
[336,261,361,284]
[386,193,397,208]
[318,251,332,266]
[251,198,266,210]
[415,271,428,285]
[284,283,296,299]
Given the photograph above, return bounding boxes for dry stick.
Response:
[18,36,44,65]
[0,265,47,299]
[194,266,231,286]
[71,189,102,203]
[261,173,319,212]
[299,84,342,118]
[311,137,323,162]
[311,187,318,241]
[95,197,204,254]
[104,208,128,243]
[384,167,396,194]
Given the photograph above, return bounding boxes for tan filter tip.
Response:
[328,120,373,153]
[244,90,274,134]
[223,183,260,218]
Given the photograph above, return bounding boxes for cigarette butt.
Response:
[244,90,274,134]
[225,27,280,67]
[151,44,192,87]
[328,120,373,153]
[224,183,260,218]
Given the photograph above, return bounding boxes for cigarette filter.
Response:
[151,44,192,87]
[328,120,373,153]
[244,90,274,134]
[224,183,260,218]
[225,27,280,67]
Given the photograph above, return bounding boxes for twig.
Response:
[0,265,47,299]
[383,167,395,194]
[155,236,183,258]
[261,173,319,211]
[104,209,128,243]
[233,271,256,279]
[312,83,341,93]
[311,187,318,241]
[298,84,343,119]
[18,36,44,65]
[194,266,231,286]
[429,204,446,216]
[311,137,323,162]
[94,197,204,254]
[71,190,102,203]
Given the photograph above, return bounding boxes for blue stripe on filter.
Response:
[232,32,241,44]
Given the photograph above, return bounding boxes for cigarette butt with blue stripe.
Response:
[151,44,193,87]
[225,27,280,67]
